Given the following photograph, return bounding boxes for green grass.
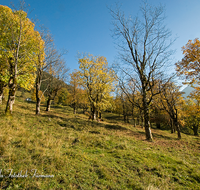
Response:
[0,95,199,189]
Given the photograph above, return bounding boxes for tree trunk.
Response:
[173,118,181,139]
[46,98,51,111]
[0,81,6,105]
[143,106,153,140]
[5,90,16,114]
[122,103,126,123]
[91,104,96,120]
[36,98,41,115]
[143,88,153,141]
[98,112,102,119]
[175,109,181,139]
[5,77,17,114]
[93,110,96,120]
[35,69,42,115]
[0,93,3,105]
[73,106,76,114]
[144,114,153,141]
[141,116,144,128]
[177,124,181,139]
[170,119,174,133]
[126,115,129,123]
[193,125,199,136]
[133,118,136,127]
[124,114,126,123]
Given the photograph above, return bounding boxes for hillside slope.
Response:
[0,96,199,189]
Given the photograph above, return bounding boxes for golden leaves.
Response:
[78,54,116,111]
[176,38,200,83]
[0,5,45,90]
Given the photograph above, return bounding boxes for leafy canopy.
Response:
[78,54,116,111]
[176,38,200,84]
[0,5,45,90]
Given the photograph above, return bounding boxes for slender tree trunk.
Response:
[46,98,51,111]
[93,108,96,120]
[36,98,41,115]
[175,109,181,139]
[133,118,136,127]
[5,76,17,114]
[124,114,126,123]
[35,69,42,115]
[143,87,153,141]
[122,103,127,123]
[73,106,76,114]
[126,115,129,123]
[141,116,144,128]
[170,118,175,133]
[177,124,181,139]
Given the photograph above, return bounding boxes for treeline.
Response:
[0,2,199,140]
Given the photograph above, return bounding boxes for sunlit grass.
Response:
[0,94,199,189]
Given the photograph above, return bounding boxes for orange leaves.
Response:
[176,38,200,84]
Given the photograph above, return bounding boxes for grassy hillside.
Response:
[0,94,199,189]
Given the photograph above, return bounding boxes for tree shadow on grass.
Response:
[104,124,128,131]
[152,132,179,140]
[103,115,124,123]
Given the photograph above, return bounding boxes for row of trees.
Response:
[0,2,199,140]
[0,4,68,115]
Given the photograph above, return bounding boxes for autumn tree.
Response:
[175,38,200,135]
[182,86,200,136]
[68,70,89,114]
[110,2,174,140]
[0,5,44,114]
[45,58,68,112]
[55,88,69,106]
[182,98,199,136]
[31,89,46,102]
[34,27,67,114]
[0,56,8,104]
[69,70,81,114]
[34,29,52,115]
[176,38,200,84]
[158,82,183,138]
[77,89,89,114]
[79,54,115,120]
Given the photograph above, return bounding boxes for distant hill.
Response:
[181,83,199,99]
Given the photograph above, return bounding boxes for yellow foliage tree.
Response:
[182,98,200,136]
[0,5,44,114]
[31,89,46,103]
[176,38,200,84]
[78,54,116,120]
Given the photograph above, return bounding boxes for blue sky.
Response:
[1,0,200,79]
